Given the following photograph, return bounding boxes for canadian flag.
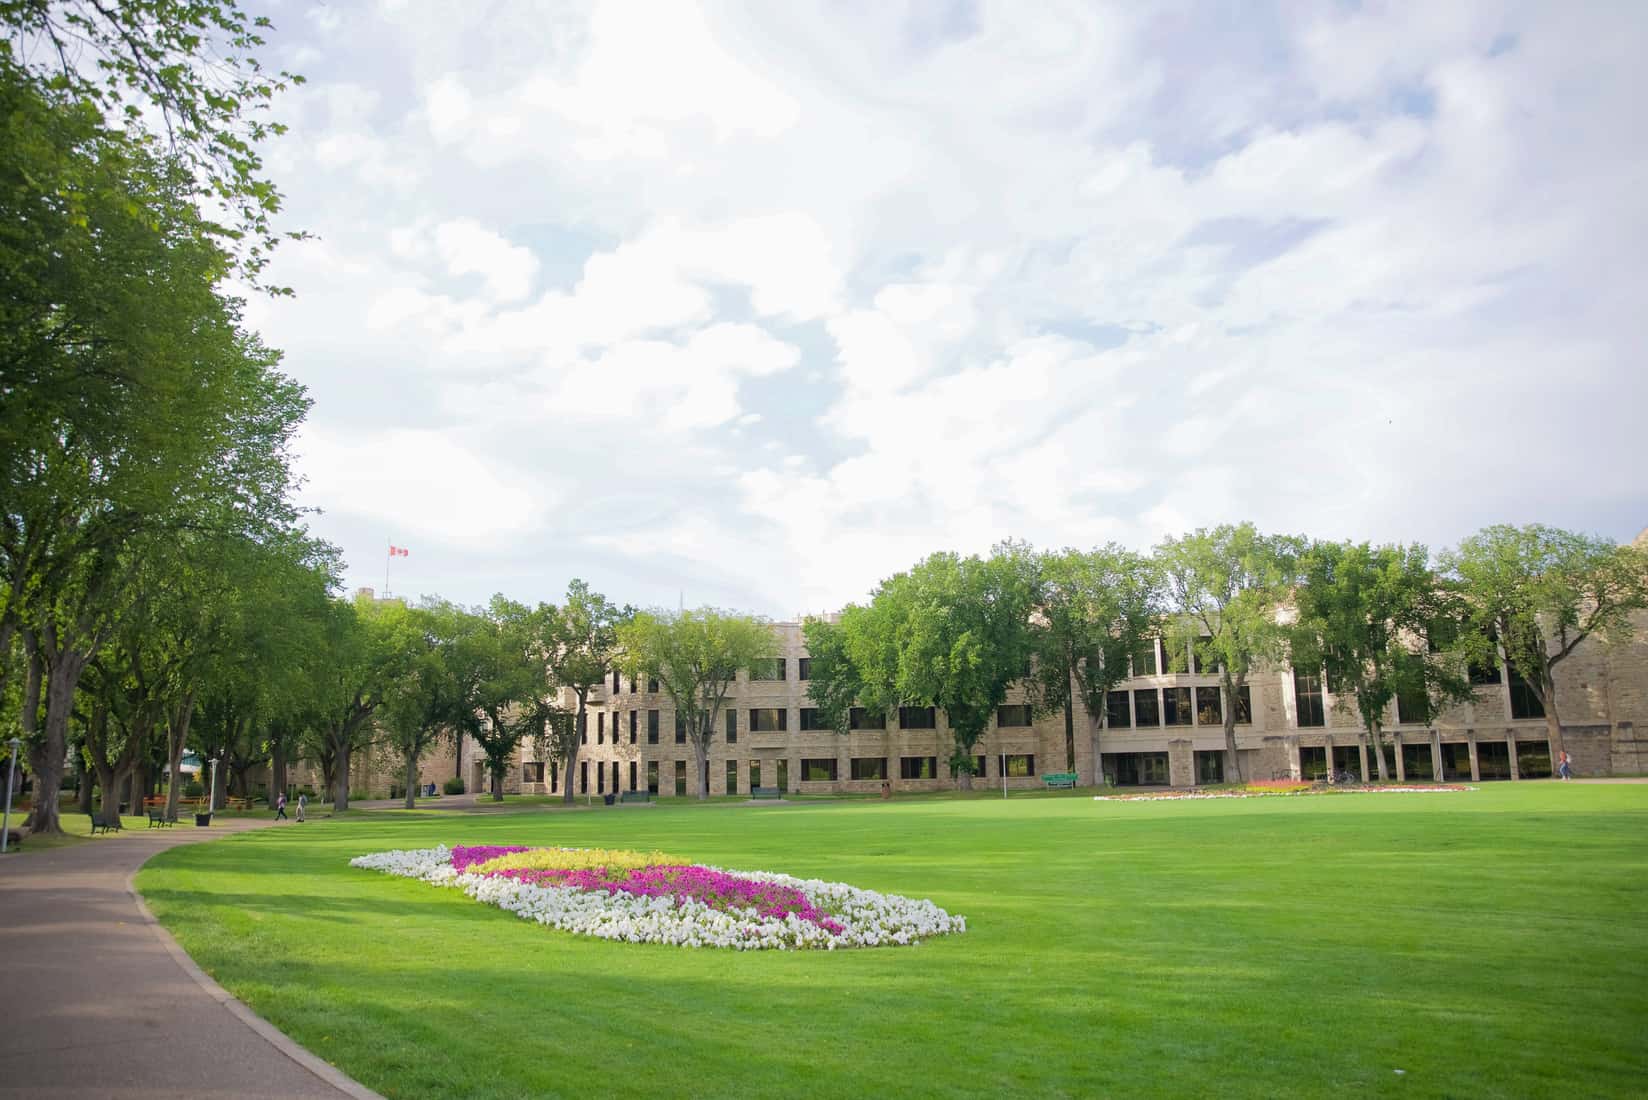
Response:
[389,545,410,557]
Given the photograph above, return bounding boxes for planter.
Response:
[194,813,212,827]
[602,794,616,806]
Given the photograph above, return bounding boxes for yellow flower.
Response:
[469,847,676,876]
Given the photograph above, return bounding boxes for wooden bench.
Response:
[88,811,118,835]
[1041,772,1078,790]
[619,790,651,804]
[751,787,783,800]
[225,796,253,812]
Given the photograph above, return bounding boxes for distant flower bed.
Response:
[1097,782,1472,802]
[350,846,965,950]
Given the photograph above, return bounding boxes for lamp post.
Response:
[2,737,21,853]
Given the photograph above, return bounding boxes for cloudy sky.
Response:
[246,0,1647,617]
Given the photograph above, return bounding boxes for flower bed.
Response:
[350,846,965,950]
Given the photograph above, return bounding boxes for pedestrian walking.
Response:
[296,792,307,822]
[274,792,288,820]
[1557,750,1573,781]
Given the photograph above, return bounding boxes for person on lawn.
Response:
[1557,750,1573,781]
[296,792,307,822]
[274,792,288,820]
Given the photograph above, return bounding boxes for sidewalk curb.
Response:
[126,861,385,1100]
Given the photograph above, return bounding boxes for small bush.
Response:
[183,780,204,799]
[298,785,315,798]
[443,777,465,796]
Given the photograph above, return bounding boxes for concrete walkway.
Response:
[0,817,379,1099]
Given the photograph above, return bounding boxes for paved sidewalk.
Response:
[0,818,379,1099]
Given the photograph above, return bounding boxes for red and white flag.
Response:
[388,545,410,557]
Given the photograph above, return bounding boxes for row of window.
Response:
[1104,686,1251,729]
[607,658,813,696]
[522,753,1039,796]
[1292,664,1544,727]
[579,703,1038,745]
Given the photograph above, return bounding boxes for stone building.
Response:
[499,598,1648,796]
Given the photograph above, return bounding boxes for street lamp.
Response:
[2,737,21,854]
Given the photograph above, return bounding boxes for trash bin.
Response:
[602,793,616,806]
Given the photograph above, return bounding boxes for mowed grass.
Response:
[136,785,1648,1099]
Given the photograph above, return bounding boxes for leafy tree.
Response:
[378,602,470,809]
[1446,525,1648,760]
[459,597,553,802]
[1290,541,1473,781]
[540,581,628,803]
[1027,545,1159,775]
[312,596,419,811]
[808,545,1040,789]
[1155,524,1303,784]
[2,0,306,286]
[620,609,775,800]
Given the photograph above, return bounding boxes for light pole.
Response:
[2,737,21,853]
[209,756,220,818]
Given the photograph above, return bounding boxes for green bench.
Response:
[619,790,651,804]
[88,811,118,835]
[146,808,175,828]
[751,787,783,800]
[1041,772,1078,790]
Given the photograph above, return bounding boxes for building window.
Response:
[748,760,760,790]
[1003,754,1035,777]
[1233,686,1252,725]
[597,762,604,794]
[1508,666,1545,719]
[1195,686,1222,726]
[750,657,786,682]
[849,708,886,730]
[647,677,659,693]
[851,757,888,781]
[646,761,659,795]
[1106,690,1131,729]
[1293,669,1325,727]
[725,709,737,743]
[749,708,787,732]
[580,723,587,745]
[799,708,826,731]
[675,711,686,744]
[1163,687,1192,726]
[630,676,637,694]
[797,657,811,680]
[522,761,544,783]
[629,710,637,743]
[776,759,789,789]
[900,756,937,779]
[611,670,620,693]
[800,758,837,781]
[1133,641,1159,676]
[597,712,605,741]
[1396,691,1427,724]
[1195,750,1225,784]
[550,762,558,792]
[899,706,937,730]
[646,709,659,744]
[725,759,738,795]
[628,760,637,791]
[674,760,687,796]
[1162,637,1188,675]
[1133,689,1160,727]
[973,754,988,779]
[579,761,588,794]
[996,704,1032,728]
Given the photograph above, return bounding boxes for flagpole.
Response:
[385,541,392,598]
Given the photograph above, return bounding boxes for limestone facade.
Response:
[490,609,1648,796]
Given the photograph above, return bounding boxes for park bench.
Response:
[751,787,783,800]
[88,811,117,835]
[619,790,651,804]
[226,796,253,811]
[1041,772,1078,790]
[146,807,175,828]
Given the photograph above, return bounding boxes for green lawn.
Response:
[136,784,1648,1099]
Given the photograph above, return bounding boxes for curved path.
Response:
[0,817,380,1099]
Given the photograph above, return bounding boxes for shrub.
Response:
[183,780,204,799]
[443,777,465,795]
[298,785,315,798]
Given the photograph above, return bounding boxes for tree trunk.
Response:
[1370,722,1390,781]
[26,649,88,835]
[163,692,194,822]
[403,751,418,810]
[211,756,228,811]
[490,763,504,802]
[1539,664,1566,759]
[76,763,93,813]
[561,742,580,804]
[1222,671,1244,784]
[693,739,708,800]
[1063,646,1077,773]
[270,740,287,806]
[333,737,351,811]
[93,762,117,826]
